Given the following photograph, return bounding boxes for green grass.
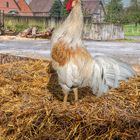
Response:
[124,24,140,36]
[5,20,47,33]
[8,24,28,32]
[114,38,140,43]
[6,24,47,33]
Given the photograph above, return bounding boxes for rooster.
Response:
[51,0,135,108]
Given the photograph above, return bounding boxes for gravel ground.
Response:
[0,38,140,66]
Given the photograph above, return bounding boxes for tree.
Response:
[61,0,69,17]
[126,0,140,26]
[105,0,124,24]
[50,0,62,17]
[130,0,140,6]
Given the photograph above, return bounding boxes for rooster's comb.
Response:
[66,0,73,12]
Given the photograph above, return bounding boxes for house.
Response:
[16,0,33,16]
[29,0,105,22]
[0,0,20,15]
[29,0,55,17]
[0,0,33,16]
[82,0,106,22]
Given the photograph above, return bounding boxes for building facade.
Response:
[0,0,32,16]
[0,0,20,14]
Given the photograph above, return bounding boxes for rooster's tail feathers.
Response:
[90,56,136,96]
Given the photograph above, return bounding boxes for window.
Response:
[6,2,9,8]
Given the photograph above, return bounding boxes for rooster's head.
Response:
[66,0,81,12]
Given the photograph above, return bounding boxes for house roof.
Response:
[17,0,33,15]
[16,0,32,4]
[0,0,20,13]
[82,0,105,15]
[29,0,105,16]
[29,0,54,13]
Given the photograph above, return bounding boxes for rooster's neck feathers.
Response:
[51,3,83,48]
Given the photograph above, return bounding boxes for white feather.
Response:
[90,55,136,96]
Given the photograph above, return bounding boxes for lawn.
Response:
[124,24,140,36]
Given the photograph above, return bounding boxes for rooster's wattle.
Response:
[51,0,135,108]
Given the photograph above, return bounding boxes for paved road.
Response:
[0,39,140,65]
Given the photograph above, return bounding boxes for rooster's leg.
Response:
[63,90,69,109]
[73,88,78,106]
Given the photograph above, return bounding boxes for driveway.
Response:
[0,39,140,66]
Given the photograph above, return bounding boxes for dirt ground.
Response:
[0,36,140,66]
[0,58,140,140]
[0,36,140,139]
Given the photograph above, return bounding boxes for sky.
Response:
[25,0,131,7]
[123,0,131,6]
[103,0,130,7]
[25,0,32,4]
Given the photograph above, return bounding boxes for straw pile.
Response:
[0,60,140,140]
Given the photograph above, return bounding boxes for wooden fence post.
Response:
[0,10,4,35]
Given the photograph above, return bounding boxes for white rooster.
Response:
[51,0,135,108]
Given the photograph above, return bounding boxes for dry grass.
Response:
[0,60,140,140]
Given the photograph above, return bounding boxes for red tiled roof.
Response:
[17,0,33,16]
[0,0,20,13]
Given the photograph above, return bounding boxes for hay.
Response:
[0,60,140,140]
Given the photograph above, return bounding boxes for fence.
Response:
[0,10,4,28]
[4,15,124,40]
[4,15,61,29]
[84,20,124,40]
